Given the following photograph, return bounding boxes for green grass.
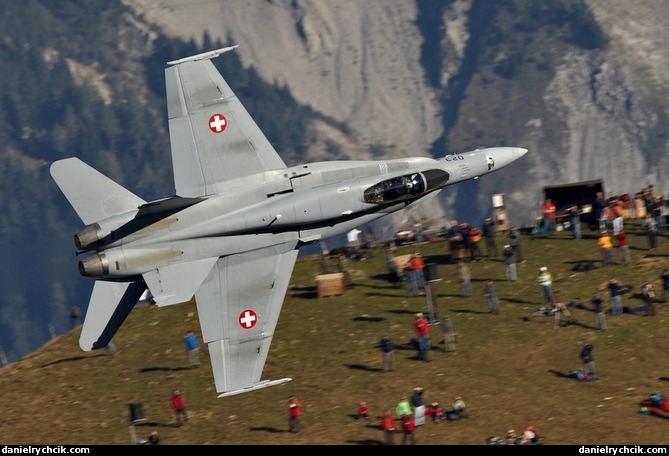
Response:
[1,220,668,445]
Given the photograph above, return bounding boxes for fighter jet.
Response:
[50,46,527,397]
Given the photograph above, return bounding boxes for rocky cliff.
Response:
[125,0,669,228]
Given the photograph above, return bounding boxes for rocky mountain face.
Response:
[125,0,669,227]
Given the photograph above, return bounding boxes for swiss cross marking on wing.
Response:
[209,114,227,133]
[239,309,258,329]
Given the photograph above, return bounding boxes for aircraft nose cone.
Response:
[517,147,528,157]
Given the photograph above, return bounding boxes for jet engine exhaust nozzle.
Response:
[78,253,109,277]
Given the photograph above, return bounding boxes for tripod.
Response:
[552,303,575,329]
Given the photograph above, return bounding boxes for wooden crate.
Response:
[315,272,346,298]
[393,254,413,273]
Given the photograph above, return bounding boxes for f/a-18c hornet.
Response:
[50,46,527,397]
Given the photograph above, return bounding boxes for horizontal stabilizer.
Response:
[80,280,147,351]
[50,158,145,225]
[217,378,292,398]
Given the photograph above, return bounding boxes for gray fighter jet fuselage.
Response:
[76,151,525,279]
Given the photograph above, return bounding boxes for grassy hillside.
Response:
[1,220,668,445]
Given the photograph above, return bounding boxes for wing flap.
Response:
[143,257,219,307]
[195,246,298,395]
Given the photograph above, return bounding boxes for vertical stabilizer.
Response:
[80,280,147,351]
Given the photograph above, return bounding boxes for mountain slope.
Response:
[1,225,668,444]
[125,0,669,225]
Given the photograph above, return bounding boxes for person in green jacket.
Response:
[396,397,411,418]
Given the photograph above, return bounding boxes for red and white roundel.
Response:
[238,309,258,329]
[208,113,228,133]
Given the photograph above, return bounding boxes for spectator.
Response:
[642,214,658,251]
[594,191,608,231]
[447,220,466,263]
[381,410,396,445]
[482,218,498,258]
[608,278,624,315]
[410,387,426,426]
[503,244,517,281]
[652,195,666,233]
[357,401,369,420]
[379,333,395,372]
[612,212,624,237]
[591,293,607,331]
[451,396,468,419]
[615,229,630,266]
[426,402,446,422]
[456,261,472,297]
[183,330,200,368]
[288,396,301,433]
[568,205,582,240]
[396,397,412,418]
[597,231,613,266]
[537,267,554,306]
[408,253,425,290]
[467,225,483,261]
[521,426,541,445]
[170,390,188,426]
[338,253,352,289]
[580,343,597,379]
[403,260,418,297]
[147,429,160,445]
[484,280,500,315]
[542,198,557,235]
[509,226,523,262]
[400,414,416,445]
[412,313,431,362]
[641,281,656,316]
[386,247,401,286]
[440,316,456,352]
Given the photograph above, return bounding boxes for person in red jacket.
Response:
[401,414,416,445]
[381,409,396,445]
[542,198,557,235]
[615,229,630,265]
[412,313,431,361]
[288,396,301,433]
[170,390,188,426]
[357,401,369,420]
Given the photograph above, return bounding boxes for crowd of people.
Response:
[367,388,470,444]
[134,185,666,445]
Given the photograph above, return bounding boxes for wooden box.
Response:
[393,254,413,274]
[315,272,346,298]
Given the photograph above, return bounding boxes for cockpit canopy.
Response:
[363,173,425,204]
[363,169,450,205]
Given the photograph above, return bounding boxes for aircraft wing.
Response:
[143,257,219,307]
[165,47,287,198]
[195,244,298,397]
